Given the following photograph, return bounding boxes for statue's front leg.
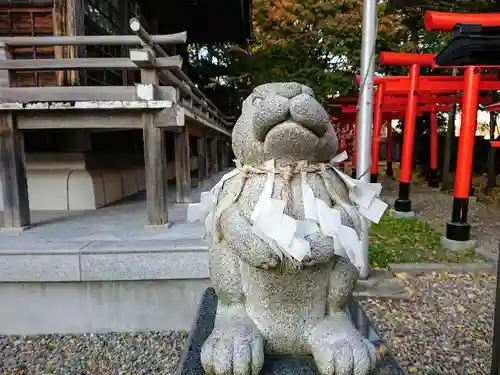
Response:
[219,202,280,269]
[201,237,264,375]
[202,302,264,375]
[308,257,376,375]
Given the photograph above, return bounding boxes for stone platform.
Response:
[177,288,406,375]
[0,173,223,282]
[0,173,227,335]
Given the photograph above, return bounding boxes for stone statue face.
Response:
[232,82,338,166]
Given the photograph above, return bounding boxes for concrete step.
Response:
[0,238,209,282]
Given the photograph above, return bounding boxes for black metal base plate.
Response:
[446,221,471,242]
[177,288,405,375]
[428,169,440,188]
[394,199,412,212]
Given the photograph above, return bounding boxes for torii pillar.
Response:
[379,53,436,217]
[386,120,394,177]
[428,106,440,187]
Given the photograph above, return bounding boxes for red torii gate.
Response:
[330,113,355,172]
[355,74,494,182]
[484,102,500,154]
[372,83,493,185]
[371,88,492,187]
[424,11,500,245]
[330,90,468,180]
[344,101,453,182]
[341,104,453,114]
[378,51,500,217]
[329,96,358,175]
[352,74,494,185]
[355,74,498,85]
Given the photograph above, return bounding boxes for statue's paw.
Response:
[301,233,337,267]
[201,325,264,375]
[255,254,279,270]
[310,318,376,375]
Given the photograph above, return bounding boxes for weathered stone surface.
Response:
[440,236,476,252]
[177,288,405,375]
[354,271,410,300]
[199,83,380,375]
[389,210,416,219]
[388,262,496,276]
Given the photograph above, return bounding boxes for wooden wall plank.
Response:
[0,7,58,87]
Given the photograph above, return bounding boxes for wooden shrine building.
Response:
[0,0,251,230]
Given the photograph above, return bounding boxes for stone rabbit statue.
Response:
[187,82,387,375]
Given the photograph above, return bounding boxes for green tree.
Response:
[239,0,406,104]
[188,0,407,115]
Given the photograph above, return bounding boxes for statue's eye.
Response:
[252,96,263,107]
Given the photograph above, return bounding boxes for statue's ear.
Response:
[301,85,315,98]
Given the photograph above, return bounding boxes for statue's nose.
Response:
[289,93,329,138]
[253,93,290,141]
[277,82,303,98]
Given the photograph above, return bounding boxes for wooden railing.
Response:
[0,18,233,230]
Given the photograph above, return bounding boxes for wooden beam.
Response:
[196,137,207,187]
[220,138,229,170]
[210,137,220,174]
[0,86,180,102]
[143,112,168,225]
[0,100,174,111]
[140,62,169,226]
[129,49,156,68]
[16,111,141,130]
[66,0,86,85]
[175,126,192,203]
[183,104,231,136]
[188,122,213,138]
[0,43,30,230]
[0,114,31,229]
[0,32,188,47]
[0,56,183,71]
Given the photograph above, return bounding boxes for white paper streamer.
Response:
[186,152,389,271]
[331,168,387,224]
[186,168,241,237]
[251,160,311,262]
[331,150,348,163]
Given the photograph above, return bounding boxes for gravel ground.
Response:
[362,272,496,375]
[0,331,187,375]
[0,277,495,375]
